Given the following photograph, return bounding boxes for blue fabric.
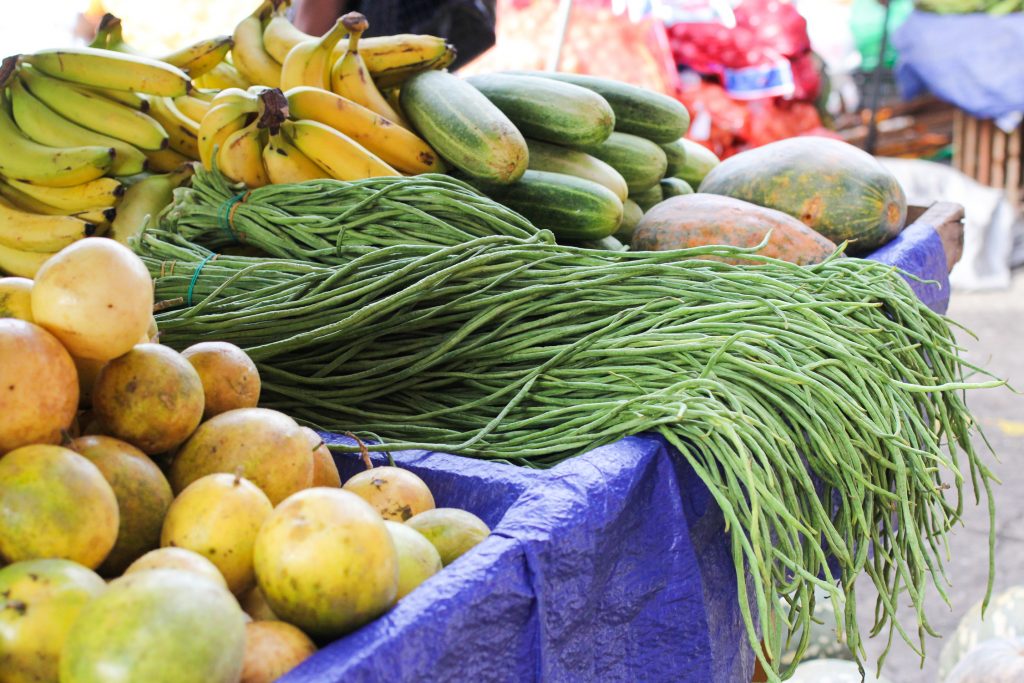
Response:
[893,11,1024,119]
[281,231,949,683]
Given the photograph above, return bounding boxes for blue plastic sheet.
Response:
[893,11,1024,121]
[281,227,951,683]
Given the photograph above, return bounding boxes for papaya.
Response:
[60,569,247,683]
[70,435,174,577]
[0,559,106,683]
[630,194,838,266]
[697,137,906,253]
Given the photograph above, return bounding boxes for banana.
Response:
[285,86,443,174]
[217,120,269,187]
[232,3,282,88]
[147,96,201,159]
[189,88,221,103]
[0,242,53,278]
[280,17,350,91]
[263,128,325,183]
[343,35,456,89]
[4,177,124,214]
[84,86,150,111]
[282,119,399,181]
[145,147,193,173]
[109,164,195,245]
[0,90,114,188]
[24,46,192,97]
[0,179,69,215]
[262,14,312,63]
[20,66,169,151]
[72,207,117,234]
[329,14,408,127]
[194,62,251,90]
[0,196,97,253]
[161,35,234,78]
[9,77,147,176]
[174,94,212,122]
[197,90,259,168]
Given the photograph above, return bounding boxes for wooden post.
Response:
[963,115,978,180]
[992,125,1006,193]
[953,109,964,172]
[978,118,993,186]
[1007,125,1022,210]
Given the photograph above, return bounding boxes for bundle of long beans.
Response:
[157,166,547,259]
[138,228,997,681]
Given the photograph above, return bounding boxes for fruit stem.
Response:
[256,88,289,135]
[321,17,351,55]
[341,12,368,53]
[345,431,373,470]
[0,56,18,88]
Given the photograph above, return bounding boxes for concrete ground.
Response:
[854,270,1024,682]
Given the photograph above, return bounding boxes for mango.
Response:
[405,508,490,566]
[124,547,228,590]
[343,465,435,521]
[240,621,317,683]
[384,520,443,600]
[181,341,261,419]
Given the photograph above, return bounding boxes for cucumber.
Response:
[614,199,644,243]
[585,132,667,194]
[400,71,527,185]
[660,138,687,176]
[506,71,690,143]
[659,177,693,199]
[466,74,614,149]
[478,170,624,242]
[671,138,720,187]
[526,139,628,201]
[630,184,663,212]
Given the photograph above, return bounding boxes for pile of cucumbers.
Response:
[400,70,721,245]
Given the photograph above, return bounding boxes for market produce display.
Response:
[0,238,491,682]
[916,0,1024,13]
[0,1,1002,681]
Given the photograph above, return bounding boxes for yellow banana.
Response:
[0,242,53,278]
[110,164,195,245]
[198,91,259,168]
[0,276,34,321]
[147,96,201,159]
[0,90,114,188]
[72,207,117,234]
[263,14,312,63]
[285,86,443,174]
[145,147,193,173]
[174,94,213,122]
[263,128,325,183]
[20,66,169,151]
[280,17,350,91]
[24,46,192,97]
[282,119,399,181]
[83,86,150,111]
[334,35,456,89]
[4,177,124,214]
[0,178,68,215]
[9,77,146,176]
[217,120,269,187]
[329,14,408,127]
[161,35,234,78]
[189,88,221,103]
[195,62,251,90]
[0,196,97,253]
[232,3,282,88]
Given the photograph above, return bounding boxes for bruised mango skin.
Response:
[59,569,247,683]
[70,435,173,577]
[0,445,118,569]
[253,488,398,639]
[170,408,314,505]
[0,559,106,683]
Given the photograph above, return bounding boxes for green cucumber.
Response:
[630,183,663,212]
[400,71,527,185]
[505,71,690,143]
[466,74,614,149]
[585,132,667,194]
[671,138,720,187]
[525,138,628,201]
[659,177,693,198]
[614,199,644,243]
[478,170,624,242]
[660,138,687,176]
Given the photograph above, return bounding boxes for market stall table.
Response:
[284,205,962,683]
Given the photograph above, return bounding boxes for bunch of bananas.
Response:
[0,46,198,277]
[194,4,449,188]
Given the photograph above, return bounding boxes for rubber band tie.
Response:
[218,191,251,243]
[186,253,218,307]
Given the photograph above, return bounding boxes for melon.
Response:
[59,569,247,683]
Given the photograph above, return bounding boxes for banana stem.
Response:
[342,12,369,53]
[256,88,289,134]
[0,57,18,89]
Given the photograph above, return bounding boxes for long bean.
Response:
[137,227,999,683]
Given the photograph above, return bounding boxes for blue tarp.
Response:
[282,224,950,683]
[893,11,1024,121]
